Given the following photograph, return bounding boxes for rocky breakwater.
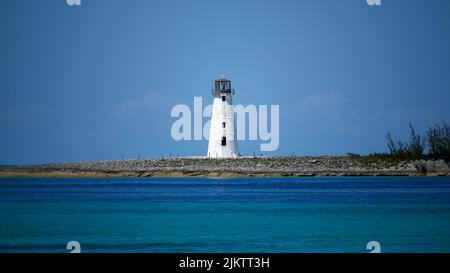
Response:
[1,156,449,177]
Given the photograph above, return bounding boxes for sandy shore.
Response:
[1,156,449,178]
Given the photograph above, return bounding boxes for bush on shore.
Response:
[427,122,450,162]
[380,122,450,162]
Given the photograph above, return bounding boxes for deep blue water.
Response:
[0,177,449,253]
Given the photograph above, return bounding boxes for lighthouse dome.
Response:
[215,75,230,82]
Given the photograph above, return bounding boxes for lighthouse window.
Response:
[222,122,226,128]
[221,137,226,146]
[220,82,229,90]
[222,96,226,102]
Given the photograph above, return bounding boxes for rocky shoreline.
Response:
[0,156,449,178]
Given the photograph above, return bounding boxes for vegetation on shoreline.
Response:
[369,122,450,162]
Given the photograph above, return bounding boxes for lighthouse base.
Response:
[207,151,239,159]
[207,140,239,158]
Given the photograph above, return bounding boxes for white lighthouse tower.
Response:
[207,75,239,158]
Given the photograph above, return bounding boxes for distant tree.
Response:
[386,123,425,159]
[407,123,426,157]
[427,122,450,162]
[386,132,400,155]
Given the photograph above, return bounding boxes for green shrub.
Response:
[386,123,425,160]
[427,122,450,162]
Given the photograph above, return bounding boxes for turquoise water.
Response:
[0,177,449,253]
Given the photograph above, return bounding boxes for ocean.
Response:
[0,177,449,253]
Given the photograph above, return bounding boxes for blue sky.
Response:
[1,0,450,164]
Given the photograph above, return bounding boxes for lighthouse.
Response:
[207,75,239,158]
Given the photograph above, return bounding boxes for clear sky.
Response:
[1,0,449,164]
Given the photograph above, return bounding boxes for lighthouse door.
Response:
[221,137,226,146]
